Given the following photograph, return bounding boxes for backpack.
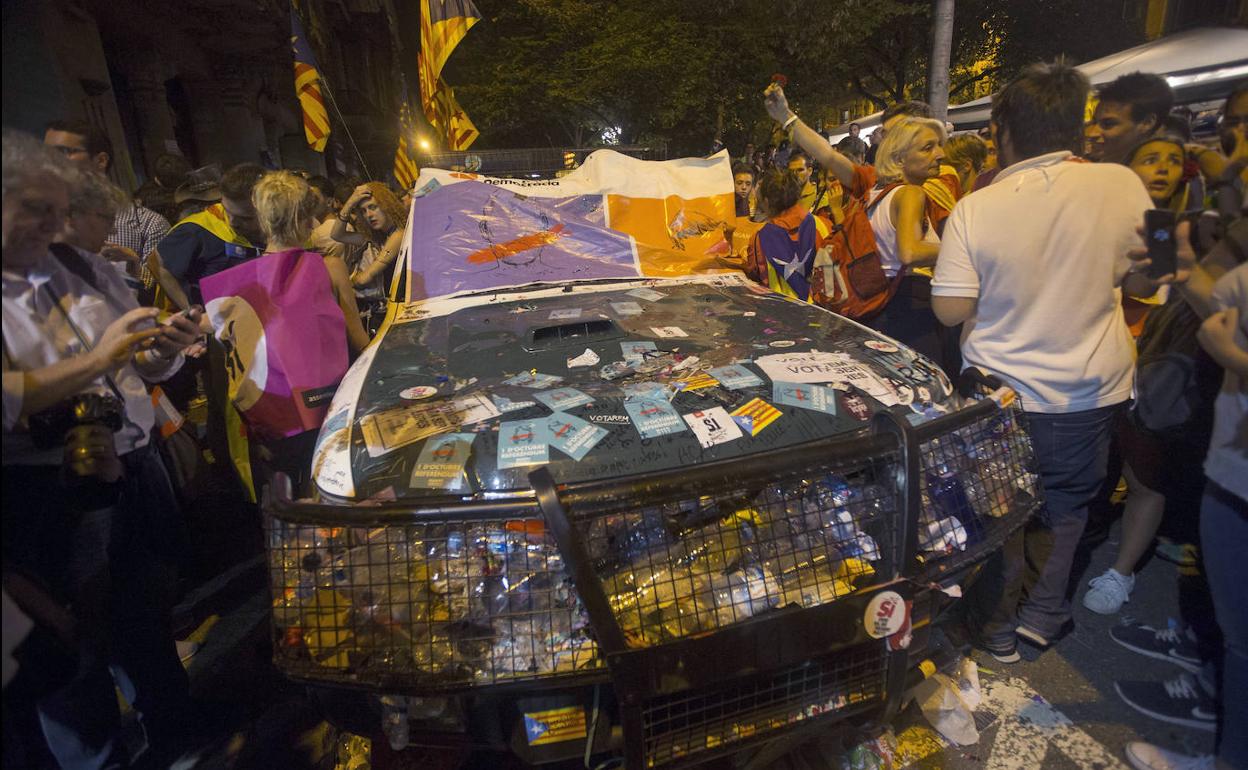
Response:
[809,182,904,320]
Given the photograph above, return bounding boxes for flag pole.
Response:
[319,74,373,179]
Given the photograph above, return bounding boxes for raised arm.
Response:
[764,84,856,188]
[330,185,372,247]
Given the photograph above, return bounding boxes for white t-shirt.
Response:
[868,185,940,278]
[1205,262,1248,502]
[932,151,1150,413]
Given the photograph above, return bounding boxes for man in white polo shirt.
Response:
[932,60,1159,661]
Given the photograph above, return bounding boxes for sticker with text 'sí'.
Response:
[624,397,686,439]
[627,287,665,302]
[684,407,744,448]
[544,412,609,461]
[772,381,839,414]
[496,420,549,469]
[650,326,688,338]
[504,371,564,389]
[708,364,765,390]
[610,301,643,316]
[533,387,594,412]
[410,433,475,490]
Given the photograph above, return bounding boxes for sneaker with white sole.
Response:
[1124,741,1216,770]
[1115,673,1217,732]
[1110,622,1202,674]
[1082,568,1135,614]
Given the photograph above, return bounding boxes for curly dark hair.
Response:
[755,169,803,219]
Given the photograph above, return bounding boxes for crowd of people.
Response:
[0,58,1245,770]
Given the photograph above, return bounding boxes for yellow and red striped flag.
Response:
[418,0,481,150]
[291,9,329,152]
[426,76,479,151]
[394,100,420,190]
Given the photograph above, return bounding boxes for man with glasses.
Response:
[43,120,170,282]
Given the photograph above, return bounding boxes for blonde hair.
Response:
[874,117,947,184]
[251,170,319,247]
[944,133,988,175]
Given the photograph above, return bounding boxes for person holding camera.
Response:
[2,130,204,769]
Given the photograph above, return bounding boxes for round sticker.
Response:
[769,340,797,348]
[864,590,907,639]
[400,386,439,400]
[864,340,899,353]
[885,377,914,405]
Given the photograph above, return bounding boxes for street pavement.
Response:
[159,510,1219,770]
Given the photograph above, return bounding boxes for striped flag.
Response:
[427,76,479,151]
[291,9,329,152]
[394,100,420,190]
[418,0,481,150]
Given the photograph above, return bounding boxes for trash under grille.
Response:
[913,396,1042,581]
[640,643,887,768]
[266,515,605,689]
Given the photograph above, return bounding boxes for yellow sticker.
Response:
[523,706,587,746]
[676,371,720,391]
[730,397,781,436]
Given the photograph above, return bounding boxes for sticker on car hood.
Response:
[685,407,743,448]
[409,432,476,490]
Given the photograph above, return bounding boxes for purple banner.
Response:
[407,181,640,298]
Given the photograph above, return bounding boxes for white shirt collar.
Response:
[994,151,1075,184]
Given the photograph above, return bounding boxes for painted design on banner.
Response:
[610,301,643,316]
[410,432,475,490]
[708,364,764,390]
[620,340,657,365]
[544,412,609,461]
[624,397,686,439]
[684,407,743,448]
[497,419,549,468]
[534,387,594,411]
[731,398,781,436]
[772,381,838,415]
[503,371,564,388]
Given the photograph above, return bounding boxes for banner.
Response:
[404,149,738,300]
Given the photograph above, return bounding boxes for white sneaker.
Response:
[1124,741,1215,770]
[1083,568,1135,614]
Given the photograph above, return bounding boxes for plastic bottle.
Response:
[927,462,981,545]
[380,696,410,751]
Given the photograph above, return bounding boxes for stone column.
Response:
[123,58,178,177]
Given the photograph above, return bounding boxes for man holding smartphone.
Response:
[930,61,1161,662]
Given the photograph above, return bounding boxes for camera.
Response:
[28,392,126,489]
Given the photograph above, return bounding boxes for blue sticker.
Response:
[708,364,765,390]
[772,381,839,414]
[620,381,669,400]
[620,340,657,365]
[497,420,549,468]
[624,397,687,439]
[491,394,537,413]
[543,412,609,461]
[533,387,594,412]
[410,433,476,490]
[504,371,564,389]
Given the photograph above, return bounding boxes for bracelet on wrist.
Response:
[782,113,799,130]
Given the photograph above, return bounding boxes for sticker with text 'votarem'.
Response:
[497,419,549,469]
[610,301,643,316]
[620,381,669,401]
[684,406,744,448]
[544,412,609,461]
[627,287,665,302]
[533,387,594,412]
[772,381,839,414]
[624,397,686,439]
[620,340,657,365]
[504,371,564,389]
[708,364,765,390]
[410,433,475,491]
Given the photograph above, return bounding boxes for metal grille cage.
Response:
[568,450,902,649]
[639,644,887,768]
[266,514,605,689]
[913,396,1041,581]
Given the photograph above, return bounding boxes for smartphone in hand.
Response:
[1144,209,1178,279]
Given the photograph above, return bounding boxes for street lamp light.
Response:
[418,138,431,152]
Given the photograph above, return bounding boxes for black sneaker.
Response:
[1110,622,1202,674]
[1115,673,1216,732]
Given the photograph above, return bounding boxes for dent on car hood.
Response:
[312,275,955,502]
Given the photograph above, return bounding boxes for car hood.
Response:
[312,275,956,501]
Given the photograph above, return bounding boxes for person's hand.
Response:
[1126,219,1195,286]
[350,269,369,289]
[100,244,140,264]
[90,307,163,372]
[1197,307,1242,367]
[150,305,206,360]
[764,83,794,125]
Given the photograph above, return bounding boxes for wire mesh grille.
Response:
[571,451,901,648]
[640,644,887,768]
[915,398,1041,579]
[266,516,604,688]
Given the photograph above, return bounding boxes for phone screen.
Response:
[1145,209,1177,279]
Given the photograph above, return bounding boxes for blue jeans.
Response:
[969,403,1121,649]
[1200,481,1248,768]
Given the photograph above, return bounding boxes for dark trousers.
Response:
[868,275,962,379]
[2,446,192,769]
[968,403,1122,649]
[1200,481,1248,768]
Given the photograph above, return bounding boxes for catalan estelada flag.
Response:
[418,0,481,150]
[291,9,329,152]
[394,99,420,190]
[427,77,479,151]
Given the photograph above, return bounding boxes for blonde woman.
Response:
[252,171,370,355]
[943,133,990,197]
[866,116,951,370]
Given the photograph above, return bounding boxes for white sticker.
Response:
[755,352,893,399]
[683,407,743,448]
[864,590,907,639]
[628,288,665,302]
[863,340,899,353]
[454,393,503,425]
[743,311,757,317]
[610,301,643,316]
[769,340,796,348]
[400,386,438,400]
[651,326,688,338]
[549,308,583,320]
[566,348,600,368]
